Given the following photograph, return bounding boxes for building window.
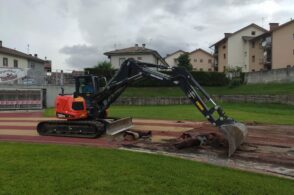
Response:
[251,31,256,35]
[208,68,212,72]
[222,45,226,49]
[3,58,8,67]
[252,42,255,48]
[14,60,18,68]
[200,59,203,63]
[30,62,35,68]
[208,59,212,63]
[194,59,197,62]
[252,69,255,72]
[137,57,142,60]
[223,53,226,59]
[252,55,255,63]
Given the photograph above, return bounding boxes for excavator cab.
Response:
[75,75,107,96]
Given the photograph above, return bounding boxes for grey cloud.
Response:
[193,25,206,31]
[230,0,270,6]
[1,0,292,70]
[60,44,99,68]
[60,45,98,55]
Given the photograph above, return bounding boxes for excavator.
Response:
[37,58,247,156]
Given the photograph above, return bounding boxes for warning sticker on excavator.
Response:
[195,101,204,111]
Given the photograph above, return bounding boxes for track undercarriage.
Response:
[37,118,133,138]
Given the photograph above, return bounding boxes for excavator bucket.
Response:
[105,117,133,136]
[219,122,248,157]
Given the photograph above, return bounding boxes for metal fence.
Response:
[0,89,43,110]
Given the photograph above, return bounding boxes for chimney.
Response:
[224,33,231,38]
[142,43,146,48]
[269,23,279,31]
[34,53,38,58]
[0,40,2,47]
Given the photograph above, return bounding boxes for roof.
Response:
[210,23,268,47]
[189,48,213,57]
[242,36,255,41]
[0,46,46,63]
[271,19,294,32]
[251,20,294,41]
[104,46,168,66]
[165,50,187,58]
[250,31,271,41]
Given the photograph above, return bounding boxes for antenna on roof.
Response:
[261,17,265,28]
[27,44,30,54]
[149,38,152,44]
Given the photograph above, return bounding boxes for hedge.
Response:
[85,68,230,87]
[84,68,116,80]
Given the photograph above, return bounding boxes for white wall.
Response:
[109,54,159,69]
[165,51,185,67]
[227,26,265,72]
[0,53,28,69]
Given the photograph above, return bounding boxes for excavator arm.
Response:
[95,58,247,156]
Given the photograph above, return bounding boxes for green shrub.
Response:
[84,68,230,87]
[131,71,230,87]
[229,78,243,88]
[84,68,116,80]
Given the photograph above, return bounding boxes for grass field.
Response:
[122,83,294,97]
[0,142,293,194]
[44,103,294,125]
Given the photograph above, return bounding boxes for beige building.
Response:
[164,50,186,67]
[248,20,294,71]
[272,21,294,69]
[189,48,214,71]
[104,44,168,69]
[211,24,267,72]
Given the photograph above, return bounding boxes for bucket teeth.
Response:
[219,122,248,157]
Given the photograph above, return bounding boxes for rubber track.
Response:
[37,120,105,138]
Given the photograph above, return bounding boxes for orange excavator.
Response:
[37,58,247,156]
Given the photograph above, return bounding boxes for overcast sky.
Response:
[0,0,293,71]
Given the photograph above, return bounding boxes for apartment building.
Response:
[0,40,50,84]
[189,48,214,71]
[164,50,186,67]
[249,20,294,71]
[211,24,267,72]
[104,44,168,69]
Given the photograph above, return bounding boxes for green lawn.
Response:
[122,83,294,97]
[0,142,293,194]
[44,103,294,125]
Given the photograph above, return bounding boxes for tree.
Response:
[94,61,114,71]
[176,53,192,71]
[84,61,115,80]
